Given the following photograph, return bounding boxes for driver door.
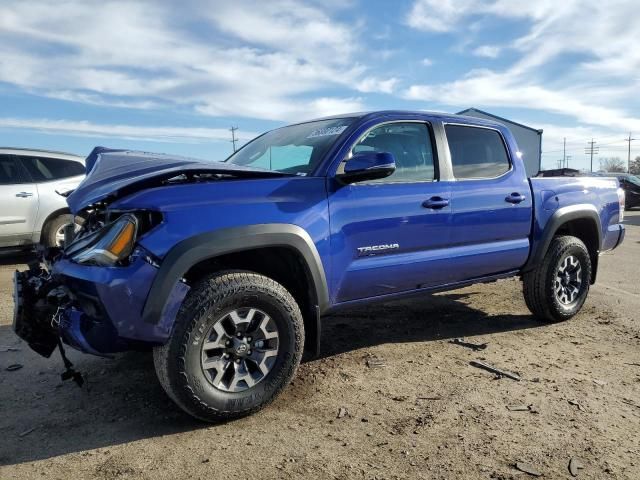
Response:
[327,121,452,304]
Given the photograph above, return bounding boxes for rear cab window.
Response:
[445,125,511,179]
[19,156,85,182]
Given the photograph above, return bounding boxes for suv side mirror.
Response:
[338,151,396,184]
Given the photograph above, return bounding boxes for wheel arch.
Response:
[141,224,329,356]
[523,204,602,283]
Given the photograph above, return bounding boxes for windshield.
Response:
[225,118,355,175]
[625,174,640,186]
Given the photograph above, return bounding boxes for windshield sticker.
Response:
[306,125,349,138]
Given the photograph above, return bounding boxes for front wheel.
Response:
[153,271,304,422]
[523,235,592,323]
[42,214,74,248]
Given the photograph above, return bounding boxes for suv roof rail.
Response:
[0,146,82,157]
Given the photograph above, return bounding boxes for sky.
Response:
[1,0,639,171]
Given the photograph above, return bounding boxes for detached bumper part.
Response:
[13,268,60,358]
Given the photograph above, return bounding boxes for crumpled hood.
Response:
[67,147,287,213]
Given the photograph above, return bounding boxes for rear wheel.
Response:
[153,271,304,422]
[523,235,591,322]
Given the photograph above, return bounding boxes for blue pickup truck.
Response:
[13,111,626,421]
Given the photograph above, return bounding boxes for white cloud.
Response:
[205,0,356,64]
[356,77,398,94]
[472,45,500,58]
[406,0,480,33]
[404,0,640,149]
[405,69,640,133]
[421,58,433,67]
[0,117,258,143]
[0,0,389,121]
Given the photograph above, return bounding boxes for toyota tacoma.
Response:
[13,111,626,421]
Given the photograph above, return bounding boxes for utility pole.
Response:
[229,126,239,152]
[563,137,566,168]
[624,132,636,173]
[566,155,572,169]
[585,139,599,172]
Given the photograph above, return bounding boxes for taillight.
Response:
[617,187,625,222]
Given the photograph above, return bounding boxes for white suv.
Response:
[0,148,85,249]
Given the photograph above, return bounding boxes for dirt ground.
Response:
[1,212,639,480]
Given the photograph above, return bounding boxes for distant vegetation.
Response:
[599,157,626,173]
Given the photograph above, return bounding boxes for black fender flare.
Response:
[141,224,330,326]
[522,204,602,278]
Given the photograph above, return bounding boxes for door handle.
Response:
[505,192,525,204]
[15,192,33,198]
[422,196,450,209]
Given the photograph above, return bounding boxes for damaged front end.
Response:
[13,247,132,360]
[13,207,190,363]
[12,147,282,363]
[13,260,69,358]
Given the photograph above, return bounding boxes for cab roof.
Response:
[297,109,507,130]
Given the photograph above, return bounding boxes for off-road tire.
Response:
[523,235,591,323]
[153,271,304,422]
[42,214,74,248]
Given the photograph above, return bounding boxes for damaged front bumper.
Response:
[13,264,62,357]
[13,250,190,358]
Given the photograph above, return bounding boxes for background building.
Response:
[457,108,543,177]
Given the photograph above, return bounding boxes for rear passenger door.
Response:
[0,155,39,246]
[444,124,533,282]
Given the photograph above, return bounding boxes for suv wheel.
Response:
[523,235,592,322]
[42,214,76,248]
[153,271,304,422]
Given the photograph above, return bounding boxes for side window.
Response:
[350,122,436,183]
[19,156,85,182]
[445,125,510,179]
[0,155,27,185]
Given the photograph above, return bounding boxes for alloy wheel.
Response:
[200,307,279,392]
[554,255,583,305]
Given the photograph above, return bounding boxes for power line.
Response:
[624,132,636,173]
[585,139,599,172]
[541,133,623,153]
[229,126,239,152]
[542,139,628,154]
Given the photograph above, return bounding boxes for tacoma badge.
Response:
[357,243,400,256]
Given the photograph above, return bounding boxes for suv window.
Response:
[445,125,510,179]
[351,122,436,183]
[0,155,27,185]
[19,156,85,182]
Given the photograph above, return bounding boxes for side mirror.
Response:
[337,151,396,184]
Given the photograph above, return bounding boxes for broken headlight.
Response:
[69,214,138,266]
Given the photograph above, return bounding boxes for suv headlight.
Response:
[70,214,138,266]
